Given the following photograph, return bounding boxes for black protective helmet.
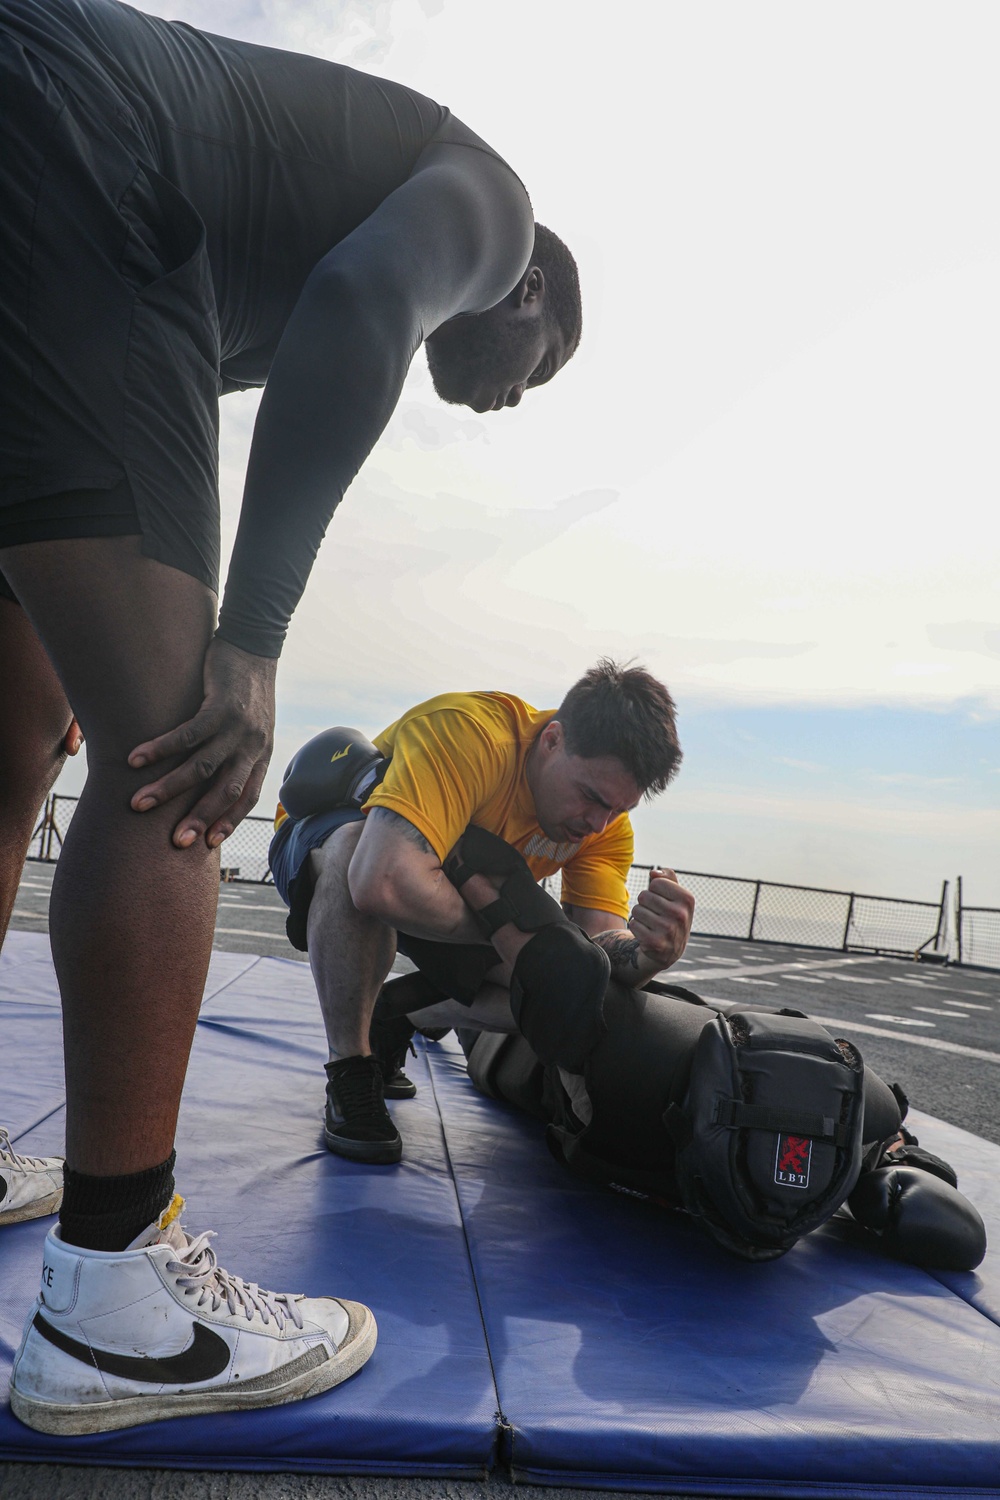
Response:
[666,1009,866,1261]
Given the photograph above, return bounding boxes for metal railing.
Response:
[545,866,949,961]
[27,793,985,966]
[955,876,1000,971]
[27,793,276,884]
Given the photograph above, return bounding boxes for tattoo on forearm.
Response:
[595,932,642,970]
[369,806,434,855]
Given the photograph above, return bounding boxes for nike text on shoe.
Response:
[0,1128,63,1227]
[9,1196,376,1435]
[324,1055,402,1164]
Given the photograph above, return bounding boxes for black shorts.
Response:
[0,28,221,597]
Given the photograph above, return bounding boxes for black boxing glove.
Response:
[279,726,384,819]
[849,1165,987,1271]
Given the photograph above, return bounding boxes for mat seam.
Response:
[926,1269,1000,1333]
[198,953,263,1009]
[9,1100,66,1150]
[422,1039,511,1469]
[9,951,263,1146]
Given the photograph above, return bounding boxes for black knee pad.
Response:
[511,924,611,1072]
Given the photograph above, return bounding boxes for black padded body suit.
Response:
[466,981,903,1205]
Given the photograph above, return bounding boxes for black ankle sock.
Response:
[60,1152,176,1251]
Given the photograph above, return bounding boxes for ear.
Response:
[510,266,545,308]
[540,718,564,754]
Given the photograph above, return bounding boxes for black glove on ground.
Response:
[849,1164,987,1271]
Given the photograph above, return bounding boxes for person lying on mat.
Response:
[269,659,693,1164]
[368,857,988,1272]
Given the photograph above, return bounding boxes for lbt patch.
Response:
[774,1133,812,1188]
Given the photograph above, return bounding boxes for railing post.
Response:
[44,796,55,861]
[29,796,49,860]
[841,893,855,951]
[933,878,948,953]
[955,875,963,966]
[747,880,761,941]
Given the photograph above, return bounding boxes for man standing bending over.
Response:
[270,661,695,1162]
[1,0,579,1433]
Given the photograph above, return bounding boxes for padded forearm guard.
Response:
[445,826,611,1071]
[444,825,567,938]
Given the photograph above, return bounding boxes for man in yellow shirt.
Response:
[270,660,693,1162]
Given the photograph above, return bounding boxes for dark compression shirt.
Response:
[4,0,535,654]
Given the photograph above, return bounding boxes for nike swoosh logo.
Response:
[33,1310,231,1384]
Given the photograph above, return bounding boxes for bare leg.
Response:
[307,822,396,1060]
[0,597,75,940]
[0,537,218,1176]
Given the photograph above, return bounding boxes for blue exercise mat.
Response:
[425,1042,1000,1498]
[3,930,1000,1496]
[0,932,500,1477]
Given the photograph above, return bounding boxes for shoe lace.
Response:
[0,1127,52,1171]
[331,1058,387,1120]
[167,1231,305,1331]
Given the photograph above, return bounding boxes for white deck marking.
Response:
[671,955,883,984]
[728,977,778,986]
[217,900,283,911]
[214,927,285,939]
[866,1014,935,1027]
[912,1007,968,1019]
[809,1012,1000,1065]
[787,975,825,983]
[941,999,992,1011]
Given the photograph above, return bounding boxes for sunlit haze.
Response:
[55,0,1000,905]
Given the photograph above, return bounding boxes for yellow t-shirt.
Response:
[365,690,633,920]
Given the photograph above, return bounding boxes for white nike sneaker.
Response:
[10,1196,376,1435]
[0,1128,63,1227]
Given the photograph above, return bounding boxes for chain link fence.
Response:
[27,794,275,883]
[955,878,1000,970]
[544,865,948,959]
[26,793,967,963]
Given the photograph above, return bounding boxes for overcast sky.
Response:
[57,0,1000,905]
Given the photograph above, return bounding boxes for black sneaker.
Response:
[324,1056,402,1164]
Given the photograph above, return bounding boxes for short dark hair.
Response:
[532,223,582,360]
[554,659,682,797]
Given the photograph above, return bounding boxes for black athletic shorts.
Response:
[0,28,220,599]
[272,805,498,998]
